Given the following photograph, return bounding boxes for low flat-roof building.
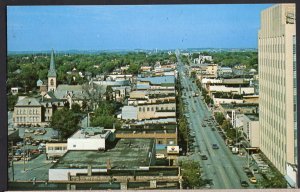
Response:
[49,139,156,181]
[235,114,259,148]
[67,127,113,151]
[116,124,177,146]
[46,143,68,160]
[219,103,259,115]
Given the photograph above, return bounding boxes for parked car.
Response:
[203,179,214,186]
[240,180,249,187]
[25,140,32,145]
[249,177,257,184]
[31,149,40,154]
[39,143,46,148]
[13,156,21,161]
[16,141,23,147]
[246,172,254,177]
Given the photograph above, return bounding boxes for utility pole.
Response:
[23,133,26,172]
[247,148,250,168]
[11,141,14,181]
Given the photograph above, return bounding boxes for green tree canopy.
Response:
[127,63,140,74]
[90,101,121,129]
[50,108,81,140]
[179,160,203,189]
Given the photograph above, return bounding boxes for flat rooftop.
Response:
[51,139,154,169]
[70,127,110,139]
[222,78,247,84]
[220,103,258,109]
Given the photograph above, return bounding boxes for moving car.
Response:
[212,144,219,149]
[201,155,208,160]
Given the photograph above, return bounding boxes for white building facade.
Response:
[258,4,297,185]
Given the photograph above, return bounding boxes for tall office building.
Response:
[258,4,297,187]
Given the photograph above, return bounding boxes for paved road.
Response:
[177,56,255,189]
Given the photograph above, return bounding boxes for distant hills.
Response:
[8,48,257,55]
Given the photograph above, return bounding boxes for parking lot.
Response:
[8,126,60,182]
[8,154,54,181]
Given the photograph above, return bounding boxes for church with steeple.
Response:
[13,49,90,127]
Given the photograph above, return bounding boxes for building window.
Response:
[50,79,54,86]
[48,147,53,151]
[73,145,76,148]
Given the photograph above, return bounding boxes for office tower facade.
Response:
[258,3,296,185]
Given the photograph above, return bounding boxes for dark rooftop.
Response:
[51,139,155,169]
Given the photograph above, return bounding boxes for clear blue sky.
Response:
[7,4,272,51]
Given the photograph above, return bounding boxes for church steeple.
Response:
[48,49,57,91]
[48,49,57,77]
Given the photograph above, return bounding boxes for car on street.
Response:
[201,155,208,160]
[249,177,257,184]
[212,144,219,149]
[204,184,211,189]
[252,168,259,174]
[203,179,214,186]
[240,180,249,187]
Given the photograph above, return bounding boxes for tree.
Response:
[221,119,232,130]
[8,94,18,111]
[71,103,81,113]
[190,71,196,79]
[90,115,120,129]
[214,112,225,125]
[127,63,140,74]
[105,86,114,101]
[179,160,203,189]
[50,108,80,140]
[90,100,121,129]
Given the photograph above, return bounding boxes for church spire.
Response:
[47,49,57,92]
[48,49,57,77]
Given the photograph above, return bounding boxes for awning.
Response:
[284,175,296,188]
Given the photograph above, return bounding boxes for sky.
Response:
[7,4,273,51]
